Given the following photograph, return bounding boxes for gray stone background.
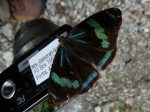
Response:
[0,0,150,112]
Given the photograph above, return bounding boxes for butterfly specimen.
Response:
[48,8,122,105]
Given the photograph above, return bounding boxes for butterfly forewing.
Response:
[48,47,82,105]
[67,8,122,51]
[48,8,122,105]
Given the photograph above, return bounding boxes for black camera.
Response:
[0,19,72,112]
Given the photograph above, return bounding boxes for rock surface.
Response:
[0,0,149,112]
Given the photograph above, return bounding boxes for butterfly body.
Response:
[48,8,122,105]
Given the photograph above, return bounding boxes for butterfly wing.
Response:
[73,43,117,70]
[62,8,122,93]
[66,42,116,94]
[48,47,82,105]
[48,8,122,105]
[67,8,122,51]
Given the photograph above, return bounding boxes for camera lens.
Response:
[13,19,59,61]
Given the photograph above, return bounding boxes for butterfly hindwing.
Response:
[69,52,99,94]
[64,42,116,93]
[73,42,117,70]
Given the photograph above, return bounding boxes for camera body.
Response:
[0,19,72,112]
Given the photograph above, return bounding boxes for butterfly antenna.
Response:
[98,80,107,91]
[55,96,79,112]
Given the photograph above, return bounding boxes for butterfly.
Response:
[48,8,122,105]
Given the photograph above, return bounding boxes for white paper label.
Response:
[28,39,59,85]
